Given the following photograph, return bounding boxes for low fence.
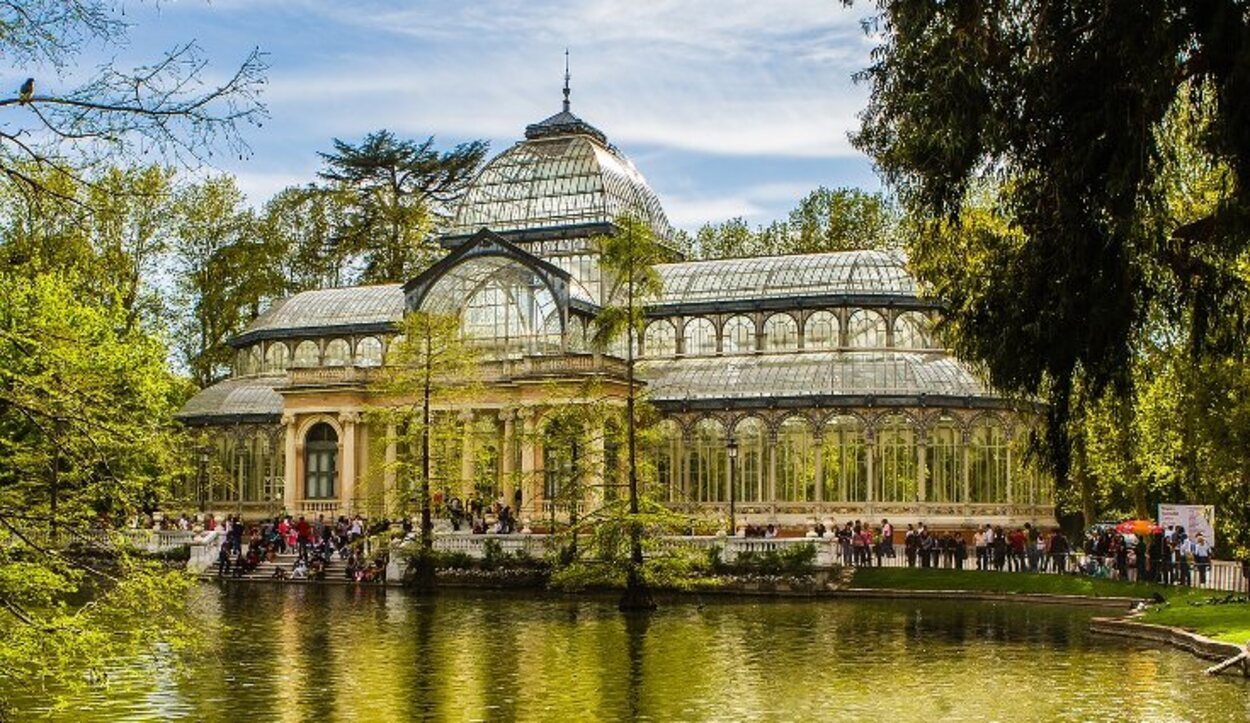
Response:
[4,527,199,554]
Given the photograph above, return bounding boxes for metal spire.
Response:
[562,48,571,113]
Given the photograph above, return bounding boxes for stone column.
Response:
[679,429,691,501]
[338,411,359,515]
[585,417,605,512]
[282,413,297,515]
[519,408,540,520]
[500,408,517,510]
[384,423,398,515]
[1005,427,1014,505]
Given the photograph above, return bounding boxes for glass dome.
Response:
[448,124,672,242]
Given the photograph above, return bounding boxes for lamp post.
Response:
[726,437,738,537]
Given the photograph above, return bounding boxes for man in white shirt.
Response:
[1191,533,1212,586]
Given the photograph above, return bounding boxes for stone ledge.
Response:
[1089,615,1245,663]
[837,587,1142,608]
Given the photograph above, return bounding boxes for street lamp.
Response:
[726,437,738,537]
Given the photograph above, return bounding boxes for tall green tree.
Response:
[259,184,357,292]
[853,0,1250,487]
[592,213,667,611]
[171,176,282,387]
[316,130,488,283]
[371,311,480,587]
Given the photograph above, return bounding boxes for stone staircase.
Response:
[205,551,357,582]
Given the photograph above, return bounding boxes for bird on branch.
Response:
[18,77,34,104]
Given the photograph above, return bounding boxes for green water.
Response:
[18,586,1250,721]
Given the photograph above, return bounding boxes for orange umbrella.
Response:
[1116,519,1162,536]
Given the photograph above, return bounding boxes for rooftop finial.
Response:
[562,48,571,113]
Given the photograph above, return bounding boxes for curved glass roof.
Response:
[654,250,917,306]
[176,374,285,422]
[638,350,994,402]
[240,284,405,339]
[449,133,673,242]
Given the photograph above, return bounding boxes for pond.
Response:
[18,585,1249,721]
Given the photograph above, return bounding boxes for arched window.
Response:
[323,338,351,367]
[776,416,815,502]
[926,419,963,503]
[304,422,338,499]
[970,422,1008,503]
[822,415,866,501]
[722,315,756,354]
[292,340,320,368]
[762,313,800,351]
[682,317,717,356]
[732,417,766,503]
[643,320,677,357]
[803,310,839,350]
[264,342,290,373]
[354,336,383,367]
[876,415,917,502]
[893,311,931,349]
[847,309,888,348]
[688,419,726,502]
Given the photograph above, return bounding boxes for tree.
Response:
[0,272,194,710]
[371,311,480,588]
[690,187,896,259]
[592,213,667,611]
[0,1,266,197]
[171,176,282,387]
[258,184,357,292]
[316,130,488,283]
[852,0,1250,487]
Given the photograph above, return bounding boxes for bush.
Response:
[727,543,817,576]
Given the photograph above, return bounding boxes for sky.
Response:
[73,0,883,232]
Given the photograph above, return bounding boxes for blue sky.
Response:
[80,0,882,232]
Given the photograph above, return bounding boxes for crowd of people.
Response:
[808,518,1218,587]
[213,513,390,583]
[442,493,519,535]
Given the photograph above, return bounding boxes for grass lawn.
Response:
[851,567,1250,645]
[850,567,1170,598]
[1139,588,1250,646]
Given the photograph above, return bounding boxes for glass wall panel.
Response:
[688,419,726,502]
[355,336,383,367]
[732,417,766,503]
[822,416,866,501]
[847,309,888,348]
[803,310,839,350]
[970,423,1008,503]
[776,416,816,502]
[763,313,800,351]
[722,315,755,354]
[293,340,320,368]
[323,338,351,367]
[926,420,962,503]
[643,320,677,357]
[1009,430,1037,505]
[893,311,932,349]
[682,317,717,356]
[264,342,290,373]
[876,415,917,502]
[650,420,682,501]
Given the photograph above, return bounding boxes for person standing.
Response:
[905,524,918,568]
[1191,533,1211,586]
[881,519,895,561]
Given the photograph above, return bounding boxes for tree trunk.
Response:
[619,227,655,612]
[415,323,436,591]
